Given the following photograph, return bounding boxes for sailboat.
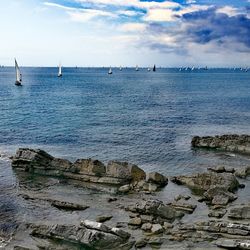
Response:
[152,64,156,72]
[58,63,62,77]
[108,66,112,74]
[119,66,122,71]
[135,65,139,71]
[147,67,151,71]
[15,59,22,86]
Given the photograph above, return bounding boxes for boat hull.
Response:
[58,74,62,77]
[15,81,22,86]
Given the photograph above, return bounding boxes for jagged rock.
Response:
[106,161,146,182]
[96,215,113,223]
[141,223,152,231]
[228,205,250,219]
[151,224,163,235]
[146,172,168,187]
[126,199,184,222]
[31,221,131,250]
[203,186,238,205]
[51,200,89,211]
[128,217,142,226]
[73,158,106,176]
[172,171,239,194]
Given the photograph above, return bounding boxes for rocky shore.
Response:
[2,135,250,249]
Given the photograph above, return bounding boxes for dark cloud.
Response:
[182,7,250,49]
[143,6,250,54]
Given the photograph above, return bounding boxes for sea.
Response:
[1,67,250,247]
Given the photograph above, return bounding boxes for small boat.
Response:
[152,64,156,72]
[108,67,112,74]
[135,65,139,71]
[58,63,62,77]
[14,58,22,86]
[119,66,122,71]
[147,67,151,71]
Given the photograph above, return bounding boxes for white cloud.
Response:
[216,6,241,17]
[117,10,141,17]
[68,9,116,22]
[77,0,180,10]
[144,8,177,22]
[119,23,146,32]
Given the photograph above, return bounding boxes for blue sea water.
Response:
[1,67,250,176]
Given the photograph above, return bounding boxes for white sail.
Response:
[108,67,112,74]
[58,63,62,77]
[135,65,139,71]
[15,59,22,85]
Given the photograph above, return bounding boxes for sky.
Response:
[0,0,249,67]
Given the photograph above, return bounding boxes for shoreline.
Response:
[0,134,250,249]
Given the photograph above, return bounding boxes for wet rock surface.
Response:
[192,134,250,155]
[2,143,250,250]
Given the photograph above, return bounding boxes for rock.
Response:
[31,222,131,250]
[81,220,110,232]
[148,237,163,246]
[96,215,113,223]
[163,222,173,230]
[157,203,184,220]
[208,209,227,218]
[128,217,142,226]
[192,134,250,155]
[51,200,89,211]
[118,184,131,193]
[228,205,250,219]
[203,186,238,205]
[151,224,163,234]
[170,201,197,213]
[174,194,191,201]
[140,214,154,223]
[110,227,131,239]
[146,172,168,187]
[141,223,152,231]
[73,158,106,176]
[235,167,250,178]
[126,199,184,222]
[106,161,146,182]
[135,237,148,248]
[216,239,239,248]
[172,171,239,194]
[207,166,225,173]
[116,222,127,228]
[148,183,158,192]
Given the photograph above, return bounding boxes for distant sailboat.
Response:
[58,63,62,77]
[152,64,156,72]
[14,58,22,86]
[135,65,139,71]
[119,66,122,71]
[147,67,151,71]
[108,66,112,74]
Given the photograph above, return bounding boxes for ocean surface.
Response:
[1,67,250,174]
[1,67,250,247]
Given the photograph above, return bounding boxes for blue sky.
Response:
[0,0,249,67]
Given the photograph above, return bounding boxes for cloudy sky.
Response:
[0,0,249,67]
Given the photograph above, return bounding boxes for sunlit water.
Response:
[1,67,250,246]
